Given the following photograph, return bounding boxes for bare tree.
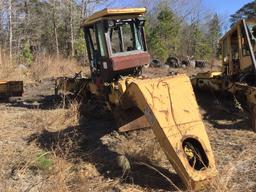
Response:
[81,0,87,18]
[69,0,74,57]
[52,0,59,55]
[0,0,2,62]
[0,0,3,48]
[8,0,12,61]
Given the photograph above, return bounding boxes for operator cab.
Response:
[220,19,256,84]
[81,8,150,83]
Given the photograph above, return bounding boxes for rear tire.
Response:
[150,59,161,67]
[166,57,180,68]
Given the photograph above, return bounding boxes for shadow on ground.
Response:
[194,89,251,131]
[7,93,80,110]
[26,103,184,191]
[3,78,80,110]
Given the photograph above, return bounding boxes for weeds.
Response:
[1,50,256,191]
[0,49,89,82]
[0,101,84,192]
[30,55,87,81]
[0,49,16,79]
[33,152,53,171]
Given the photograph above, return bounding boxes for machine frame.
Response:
[192,18,256,131]
[220,19,256,82]
[0,80,23,99]
[81,8,150,82]
[56,8,217,190]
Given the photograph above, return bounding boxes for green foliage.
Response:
[208,14,222,57]
[148,32,168,60]
[145,2,223,61]
[21,42,33,65]
[74,31,86,58]
[189,22,215,60]
[147,7,180,61]
[230,1,256,25]
[195,39,212,60]
[34,153,53,171]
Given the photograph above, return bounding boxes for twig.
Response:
[134,161,182,192]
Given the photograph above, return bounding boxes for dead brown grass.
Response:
[0,49,89,82]
[0,101,84,192]
[30,55,89,81]
[1,51,256,191]
[208,148,256,192]
[0,49,17,79]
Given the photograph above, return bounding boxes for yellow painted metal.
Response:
[0,81,8,94]
[191,72,223,91]
[117,75,217,190]
[192,19,256,132]
[192,78,223,91]
[219,19,256,71]
[192,19,256,94]
[231,83,256,105]
[82,8,146,26]
[220,18,256,43]
[193,71,222,79]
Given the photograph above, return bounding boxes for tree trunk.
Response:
[9,0,12,62]
[0,0,3,40]
[81,0,85,18]
[70,1,74,57]
[53,0,59,55]
[54,22,59,55]
[81,0,89,18]
[0,45,2,66]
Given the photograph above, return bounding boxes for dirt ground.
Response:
[0,66,256,192]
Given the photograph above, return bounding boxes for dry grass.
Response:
[0,101,85,192]
[0,51,91,191]
[0,49,17,80]
[0,98,148,192]
[29,55,89,81]
[1,51,256,191]
[208,148,256,192]
[0,49,89,82]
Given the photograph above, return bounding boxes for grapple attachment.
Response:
[118,74,217,190]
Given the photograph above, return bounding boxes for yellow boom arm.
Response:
[118,74,217,190]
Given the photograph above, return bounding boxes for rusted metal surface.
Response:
[112,107,150,132]
[79,7,218,191]
[81,8,146,27]
[115,75,217,190]
[118,115,150,132]
[55,75,90,96]
[192,19,256,132]
[0,80,23,98]
[111,52,150,71]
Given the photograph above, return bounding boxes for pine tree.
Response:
[230,1,256,25]
[148,7,180,61]
[208,14,222,57]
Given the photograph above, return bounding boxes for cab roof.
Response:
[220,18,256,42]
[81,8,146,27]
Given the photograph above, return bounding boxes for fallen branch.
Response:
[134,161,182,192]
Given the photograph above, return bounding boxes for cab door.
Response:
[84,22,109,82]
[230,29,240,76]
[239,22,254,71]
